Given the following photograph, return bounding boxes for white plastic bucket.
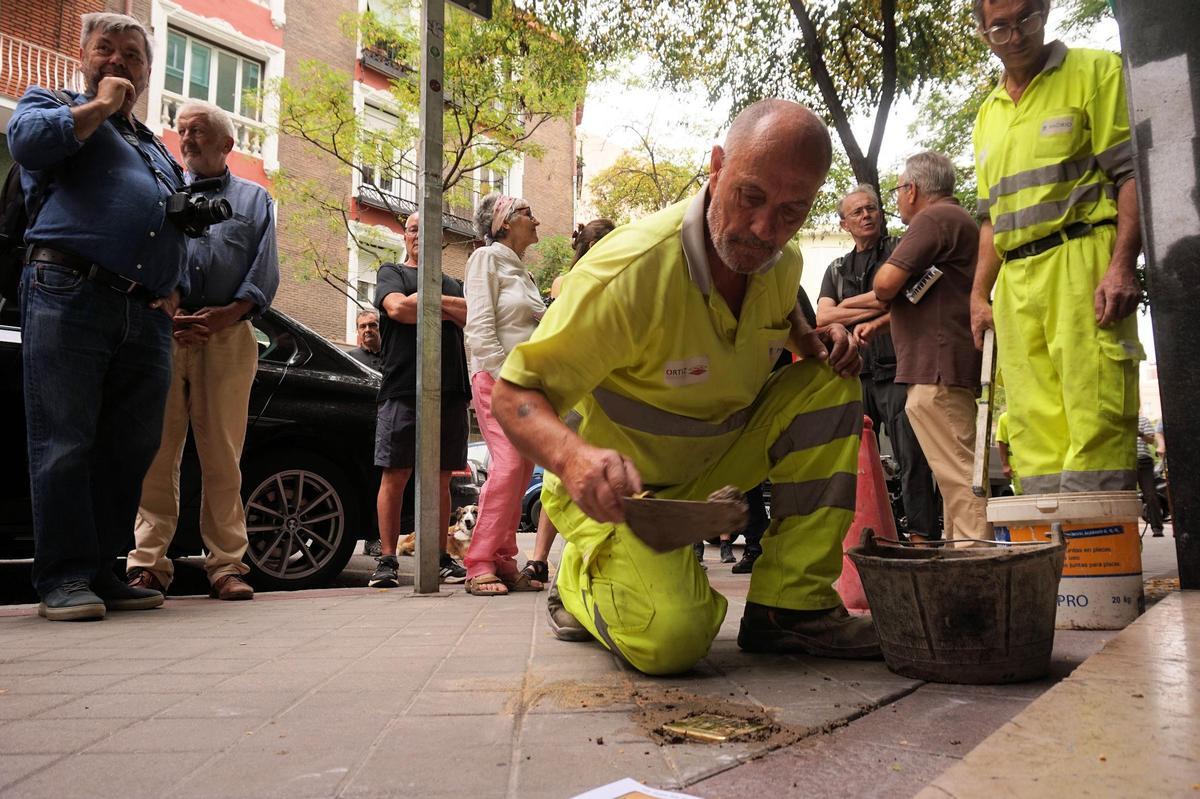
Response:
[988,491,1143,630]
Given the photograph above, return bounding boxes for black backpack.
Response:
[0,89,74,303]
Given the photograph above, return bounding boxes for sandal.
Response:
[521,559,550,584]
[500,571,544,592]
[465,574,509,596]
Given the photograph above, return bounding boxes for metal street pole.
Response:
[414,0,446,593]
[1114,0,1200,589]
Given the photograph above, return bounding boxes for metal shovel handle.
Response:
[971,327,997,497]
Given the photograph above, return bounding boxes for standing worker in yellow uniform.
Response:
[970,0,1143,494]
[491,100,880,676]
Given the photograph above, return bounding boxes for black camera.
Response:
[166,177,233,238]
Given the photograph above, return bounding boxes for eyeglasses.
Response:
[890,183,912,195]
[980,11,1045,46]
[844,204,879,220]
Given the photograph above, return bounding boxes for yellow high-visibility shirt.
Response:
[499,186,802,489]
[973,41,1135,257]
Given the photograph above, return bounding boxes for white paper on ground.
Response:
[570,778,703,799]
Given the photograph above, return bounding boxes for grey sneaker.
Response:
[38,580,106,621]
[365,539,382,557]
[546,581,592,642]
[737,601,882,659]
[369,555,400,588]
[92,569,163,611]
[720,541,736,563]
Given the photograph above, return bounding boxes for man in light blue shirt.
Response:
[10,12,191,620]
[127,101,279,601]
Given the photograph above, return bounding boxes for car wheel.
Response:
[241,452,360,591]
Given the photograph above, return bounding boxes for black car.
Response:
[0,302,478,590]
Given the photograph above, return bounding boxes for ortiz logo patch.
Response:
[664,357,711,386]
[1040,116,1075,136]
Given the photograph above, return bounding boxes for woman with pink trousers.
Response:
[462,193,546,596]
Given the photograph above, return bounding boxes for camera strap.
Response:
[111,114,186,195]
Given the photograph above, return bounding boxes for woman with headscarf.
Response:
[461,194,547,596]
[519,218,616,586]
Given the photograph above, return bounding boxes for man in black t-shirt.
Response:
[817,185,938,539]
[369,212,471,587]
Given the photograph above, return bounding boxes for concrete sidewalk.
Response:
[0,533,1184,799]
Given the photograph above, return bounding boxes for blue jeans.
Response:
[20,263,173,597]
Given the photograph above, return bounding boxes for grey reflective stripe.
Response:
[1020,473,1061,494]
[977,196,992,217]
[768,401,863,463]
[770,472,857,518]
[986,155,1098,207]
[1061,469,1136,492]
[584,588,634,669]
[993,181,1116,234]
[564,410,582,432]
[1096,140,1135,184]
[592,386,752,438]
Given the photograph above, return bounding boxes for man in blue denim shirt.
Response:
[127,101,279,601]
[10,12,190,620]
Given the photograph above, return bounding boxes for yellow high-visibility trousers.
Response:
[545,360,862,675]
[993,225,1140,494]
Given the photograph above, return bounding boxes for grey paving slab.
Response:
[155,690,303,720]
[0,692,79,720]
[1,751,210,799]
[0,754,57,791]
[31,692,188,720]
[85,716,263,753]
[0,717,134,753]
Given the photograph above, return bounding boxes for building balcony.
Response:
[356,178,475,239]
[160,91,265,159]
[0,34,85,100]
[360,45,414,82]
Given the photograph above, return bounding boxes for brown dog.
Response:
[397,504,477,559]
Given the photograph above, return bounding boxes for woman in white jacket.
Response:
[462,194,547,596]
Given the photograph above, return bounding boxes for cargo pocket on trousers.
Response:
[589,535,655,636]
[1095,335,1141,425]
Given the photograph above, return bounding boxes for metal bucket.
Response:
[848,533,1066,684]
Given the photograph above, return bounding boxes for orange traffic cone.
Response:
[836,416,896,612]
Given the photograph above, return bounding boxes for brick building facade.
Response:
[1,0,580,344]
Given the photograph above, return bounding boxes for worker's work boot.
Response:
[546,581,592,642]
[737,601,882,659]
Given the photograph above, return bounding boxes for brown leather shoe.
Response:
[126,567,167,594]
[210,574,254,601]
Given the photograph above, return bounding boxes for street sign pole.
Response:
[414,0,446,594]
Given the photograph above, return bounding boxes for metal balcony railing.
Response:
[0,34,84,99]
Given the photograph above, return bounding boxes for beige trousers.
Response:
[904,383,992,542]
[129,321,258,587]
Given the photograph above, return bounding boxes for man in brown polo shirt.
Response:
[869,151,989,542]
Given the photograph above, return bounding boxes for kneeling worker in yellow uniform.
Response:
[491,99,880,676]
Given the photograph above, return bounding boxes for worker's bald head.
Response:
[706,99,832,275]
[722,99,833,176]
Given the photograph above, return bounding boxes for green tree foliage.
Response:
[530,233,574,293]
[271,0,590,296]
[587,127,707,225]
[538,0,988,198]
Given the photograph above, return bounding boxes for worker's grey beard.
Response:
[706,201,781,275]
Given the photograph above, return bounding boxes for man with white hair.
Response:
[871,151,989,542]
[491,99,879,675]
[9,12,191,620]
[127,100,279,601]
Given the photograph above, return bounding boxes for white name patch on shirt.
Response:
[663,356,711,386]
[1040,116,1075,136]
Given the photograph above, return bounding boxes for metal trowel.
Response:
[621,486,749,553]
